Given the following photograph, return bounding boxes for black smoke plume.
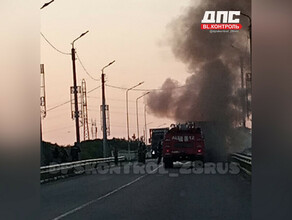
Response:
[147,0,251,160]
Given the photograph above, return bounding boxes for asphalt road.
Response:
[41,160,251,220]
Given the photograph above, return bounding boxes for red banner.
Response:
[201,24,242,30]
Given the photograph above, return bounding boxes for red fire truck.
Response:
[162,122,205,168]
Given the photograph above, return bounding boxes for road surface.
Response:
[41,160,251,220]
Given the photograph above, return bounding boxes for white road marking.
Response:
[52,164,162,220]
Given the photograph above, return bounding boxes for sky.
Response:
[41,0,197,145]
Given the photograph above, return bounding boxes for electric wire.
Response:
[47,85,101,112]
[40,32,71,55]
[105,84,186,91]
[75,52,100,81]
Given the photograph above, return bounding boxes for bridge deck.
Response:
[41,159,251,220]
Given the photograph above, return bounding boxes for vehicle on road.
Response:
[149,128,169,158]
[162,122,205,168]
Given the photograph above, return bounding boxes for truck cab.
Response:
[149,128,169,158]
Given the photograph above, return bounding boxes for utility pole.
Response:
[71,31,89,144]
[71,46,80,144]
[91,119,97,139]
[241,12,251,72]
[81,79,90,140]
[144,104,147,145]
[241,12,252,124]
[240,57,246,128]
[136,92,150,141]
[126,82,144,158]
[40,64,46,165]
[231,44,247,127]
[246,72,252,119]
[101,60,115,157]
[101,72,107,157]
[240,12,252,124]
[136,99,139,140]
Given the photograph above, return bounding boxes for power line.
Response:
[87,108,144,115]
[87,96,101,99]
[43,125,74,134]
[88,85,101,93]
[105,84,186,91]
[75,52,100,81]
[47,85,101,112]
[87,96,137,103]
[40,32,71,55]
[105,84,127,91]
[47,100,70,112]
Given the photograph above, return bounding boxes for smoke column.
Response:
[147,0,251,160]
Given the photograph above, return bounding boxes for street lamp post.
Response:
[71,30,89,144]
[41,0,54,9]
[101,60,115,158]
[136,92,150,142]
[229,11,251,69]
[40,0,53,167]
[144,104,147,145]
[241,12,252,71]
[231,44,246,127]
[126,82,144,158]
[240,12,252,122]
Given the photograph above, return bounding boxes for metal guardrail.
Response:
[231,153,252,175]
[40,156,125,182]
[118,150,138,161]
